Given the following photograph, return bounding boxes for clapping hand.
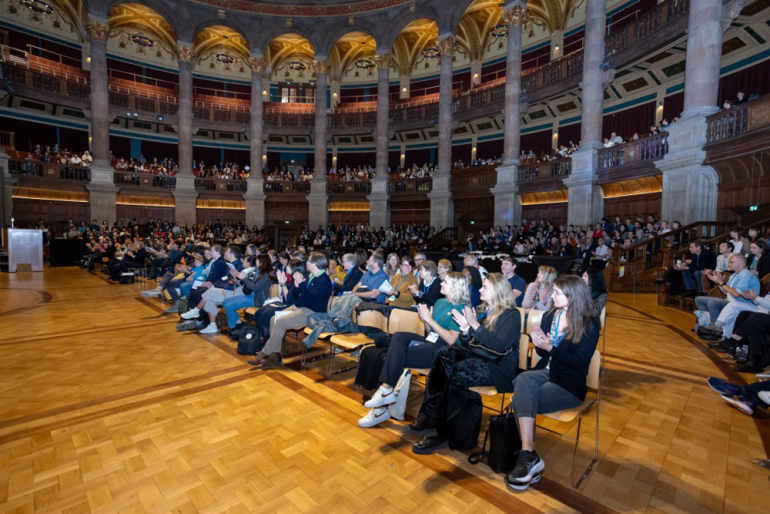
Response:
[741,289,758,301]
[417,304,432,323]
[408,283,419,295]
[276,270,287,284]
[292,271,305,285]
[531,326,553,351]
[451,309,469,331]
[463,306,480,331]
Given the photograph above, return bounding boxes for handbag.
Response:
[390,369,411,420]
[469,404,521,473]
[468,339,513,363]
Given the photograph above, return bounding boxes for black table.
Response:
[50,238,86,267]
[532,255,582,276]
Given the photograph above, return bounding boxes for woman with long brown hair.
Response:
[506,275,599,490]
[407,274,522,454]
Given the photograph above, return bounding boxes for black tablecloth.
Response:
[50,238,86,267]
[532,255,582,276]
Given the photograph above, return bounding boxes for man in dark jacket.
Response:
[333,253,363,295]
[679,242,717,296]
[249,252,332,367]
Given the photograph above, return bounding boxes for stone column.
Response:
[172,43,198,227]
[428,35,455,230]
[308,59,329,228]
[491,3,526,228]
[0,148,16,230]
[244,56,267,228]
[655,0,729,224]
[563,0,606,227]
[85,17,118,224]
[368,52,391,230]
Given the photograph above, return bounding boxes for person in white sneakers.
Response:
[181,246,243,334]
[358,272,470,428]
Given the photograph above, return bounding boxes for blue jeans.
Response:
[166,277,187,302]
[179,281,194,301]
[511,368,582,418]
[694,297,729,324]
[682,270,695,291]
[222,293,254,328]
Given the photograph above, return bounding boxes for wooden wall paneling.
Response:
[116,205,175,225]
[328,210,370,226]
[453,197,494,236]
[390,200,430,225]
[603,192,662,221]
[12,198,89,236]
[265,200,309,228]
[196,208,247,225]
[521,203,568,225]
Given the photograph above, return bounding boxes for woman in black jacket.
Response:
[408,260,444,307]
[506,275,599,489]
[408,273,522,454]
[748,239,770,280]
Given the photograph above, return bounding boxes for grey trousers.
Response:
[511,368,582,418]
[263,306,314,355]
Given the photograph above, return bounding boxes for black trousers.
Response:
[418,346,493,438]
[734,312,770,359]
[379,331,446,387]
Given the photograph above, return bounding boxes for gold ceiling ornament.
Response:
[374,53,392,70]
[348,14,355,25]
[285,17,292,27]
[436,36,454,56]
[4,0,75,33]
[177,44,194,62]
[312,59,330,75]
[500,3,535,38]
[250,57,266,72]
[85,19,109,42]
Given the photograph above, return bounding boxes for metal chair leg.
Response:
[570,403,599,488]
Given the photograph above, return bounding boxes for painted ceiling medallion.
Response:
[130,34,154,47]
[288,61,306,71]
[421,47,439,59]
[187,0,412,17]
[216,53,235,64]
[22,0,53,15]
[354,58,374,69]
[490,24,508,38]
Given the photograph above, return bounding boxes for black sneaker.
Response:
[405,412,437,436]
[506,450,544,483]
[411,435,448,455]
[505,472,542,491]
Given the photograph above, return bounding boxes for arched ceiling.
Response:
[265,33,315,79]
[107,3,178,58]
[329,32,377,81]
[194,25,250,63]
[391,19,438,78]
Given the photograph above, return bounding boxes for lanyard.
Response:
[393,274,408,292]
[433,301,453,323]
[423,277,436,295]
[553,310,567,348]
[476,310,489,322]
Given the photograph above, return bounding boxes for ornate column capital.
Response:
[177,44,194,63]
[436,36,454,57]
[312,59,330,76]
[501,3,529,27]
[722,0,747,32]
[250,57,266,73]
[85,19,109,42]
[374,53,392,70]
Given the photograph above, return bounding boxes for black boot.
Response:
[734,354,764,373]
[406,411,437,436]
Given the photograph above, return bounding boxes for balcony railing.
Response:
[194,178,247,192]
[605,0,690,57]
[387,178,433,193]
[114,172,176,188]
[8,158,91,181]
[517,157,572,183]
[326,181,372,195]
[450,166,498,190]
[597,132,669,170]
[705,94,770,144]
[263,181,311,194]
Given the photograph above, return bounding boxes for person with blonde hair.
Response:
[409,274,522,454]
[522,265,557,312]
[384,252,401,279]
[359,272,470,428]
[507,275,599,489]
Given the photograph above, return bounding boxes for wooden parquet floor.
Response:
[1,268,769,514]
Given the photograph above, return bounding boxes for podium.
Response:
[8,229,44,272]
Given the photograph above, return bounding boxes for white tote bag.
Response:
[390,369,412,420]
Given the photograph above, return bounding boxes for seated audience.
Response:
[383,257,418,309]
[523,266,557,312]
[409,274,522,454]
[408,260,444,307]
[332,253,363,295]
[225,254,274,334]
[506,275,599,487]
[358,272,470,428]
[583,268,609,314]
[500,255,526,307]
[350,253,389,303]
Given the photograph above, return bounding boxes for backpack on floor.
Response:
[237,324,264,355]
[177,298,189,315]
[445,385,483,451]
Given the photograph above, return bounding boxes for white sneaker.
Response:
[759,391,770,405]
[358,407,391,428]
[364,386,396,408]
[140,289,162,298]
[181,308,200,320]
[756,367,770,379]
[199,323,218,335]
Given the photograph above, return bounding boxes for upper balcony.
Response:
[0,0,691,135]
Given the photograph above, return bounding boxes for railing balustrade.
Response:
[8,158,91,181]
[597,132,669,170]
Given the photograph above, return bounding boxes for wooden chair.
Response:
[469,333,536,414]
[536,350,602,488]
[327,309,387,376]
[515,307,526,333]
[525,309,544,335]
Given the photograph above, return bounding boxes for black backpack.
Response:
[237,324,264,355]
[445,385,483,450]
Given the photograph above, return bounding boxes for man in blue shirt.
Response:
[350,253,389,303]
[500,255,526,307]
[696,253,761,340]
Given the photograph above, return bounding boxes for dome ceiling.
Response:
[186,0,413,16]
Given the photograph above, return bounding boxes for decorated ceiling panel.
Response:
[194,25,251,76]
[107,4,178,62]
[266,34,316,81]
[3,0,85,41]
[330,32,378,81]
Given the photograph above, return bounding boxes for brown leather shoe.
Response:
[265,352,282,366]
[247,351,268,366]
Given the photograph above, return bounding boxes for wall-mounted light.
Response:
[554,45,559,51]
[402,87,407,92]
[262,90,267,95]
[332,92,337,97]
[473,73,478,79]
[86,56,91,63]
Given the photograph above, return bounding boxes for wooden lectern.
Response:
[8,229,43,272]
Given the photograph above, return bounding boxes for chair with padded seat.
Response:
[469,333,537,413]
[326,309,388,376]
[535,349,602,489]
